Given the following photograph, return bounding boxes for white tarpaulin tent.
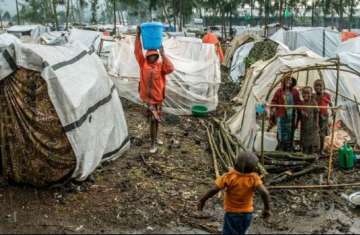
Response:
[0,41,129,181]
[337,37,360,54]
[271,27,341,58]
[227,48,360,151]
[0,33,21,45]
[229,40,289,82]
[229,42,255,81]
[107,36,221,115]
[40,31,68,45]
[68,28,102,52]
[7,25,50,41]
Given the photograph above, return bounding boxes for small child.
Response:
[313,79,332,153]
[198,152,271,235]
[300,87,321,154]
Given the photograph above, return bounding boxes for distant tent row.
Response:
[0,34,129,186]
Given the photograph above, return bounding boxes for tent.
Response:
[228,39,289,82]
[7,25,50,41]
[222,34,258,68]
[68,28,102,52]
[337,37,360,54]
[39,31,68,45]
[0,38,129,186]
[271,27,341,58]
[107,36,221,115]
[227,48,360,151]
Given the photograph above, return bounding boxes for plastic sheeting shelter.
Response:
[229,40,289,82]
[337,37,360,54]
[0,40,129,186]
[107,36,221,115]
[7,25,50,41]
[68,28,102,52]
[39,31,68,45]
[271,27,341,58]
[227,48,360,151]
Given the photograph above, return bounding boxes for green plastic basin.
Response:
[191,105,208,117]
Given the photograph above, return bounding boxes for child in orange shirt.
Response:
[198,152,271,235]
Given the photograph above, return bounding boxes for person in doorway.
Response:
[135,26,175,153]
[270,74,301,151]
[202,30,225,63]
[299,87,321,154]
[313,79,332,153]
[198,152,271,235]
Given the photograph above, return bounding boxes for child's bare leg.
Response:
[150,118,157,152]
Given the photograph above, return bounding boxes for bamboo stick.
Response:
[268,182,360,190]
[204,124,220,179]
[328,57,341,184]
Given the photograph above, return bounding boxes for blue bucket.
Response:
[141,22,163,50]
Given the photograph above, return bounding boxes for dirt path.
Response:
[0,96,360,233]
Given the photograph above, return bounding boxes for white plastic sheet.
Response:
[68,28,102,52]
[0,42,129,181]
[337,37,360,54]
[7,25,50,41]
[271,27,341,58]
[107,36,221,115]
[229,42,255,81]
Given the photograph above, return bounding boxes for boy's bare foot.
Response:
[157,139,164,145]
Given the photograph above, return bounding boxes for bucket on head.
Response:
[140,22,163,50]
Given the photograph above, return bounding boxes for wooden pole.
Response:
[268,182,360,190]
[327,57,340,184]
[260,112,265,166]
[266,104,340,109]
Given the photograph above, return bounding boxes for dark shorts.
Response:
[223,212,253,235]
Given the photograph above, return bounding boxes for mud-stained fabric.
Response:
[0,68,76,187]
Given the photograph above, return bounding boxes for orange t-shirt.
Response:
[215,169,262,213]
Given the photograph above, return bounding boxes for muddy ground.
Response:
[0,81,360,234]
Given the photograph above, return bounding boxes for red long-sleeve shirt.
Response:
[134,34,174,105]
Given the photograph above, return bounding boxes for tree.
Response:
[3,11,11,21]
[15,0,20,24]
[90,0,99,24]
[65,0,70,30]
[52,0,59,29]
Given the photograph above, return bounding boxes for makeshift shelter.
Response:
[228,48,360,153]
[107,36,221,115]
[270,27,341,58]
[0,41,129,187]
[229,39,289,82]
[337,37,360,54]
[68,28,102,52]
[39,31,68,45]
[6,25,50,42]
[222,34,258,68]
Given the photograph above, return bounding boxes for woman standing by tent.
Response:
[135,26,174,154]
[270,75,301,151]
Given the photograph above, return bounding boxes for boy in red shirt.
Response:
[313,79,332,153]
[198,152,271,235]
[135,26,174,153]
